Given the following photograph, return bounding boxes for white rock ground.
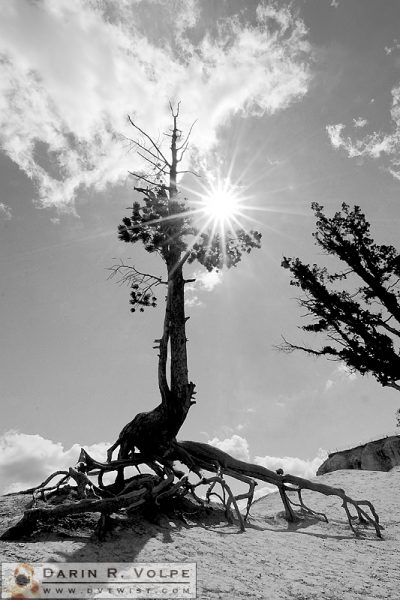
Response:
[0,467,399,599]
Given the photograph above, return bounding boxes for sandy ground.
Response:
[0,467,399,599]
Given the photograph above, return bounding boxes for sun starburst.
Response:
[200,180,242,225]
[184,174,252,238]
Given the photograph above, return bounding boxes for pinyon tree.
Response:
[280,202,400,425]
[106,102,262,465]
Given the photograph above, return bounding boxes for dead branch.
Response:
[128,171,166,189]
[176,169,201,178]
[275,336,340,358]
[176,119,197,162]
[136,151,169,175]
[128,115,170,168]
[108,260,166,287]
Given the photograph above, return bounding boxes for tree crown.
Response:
[112,107,262,311]
[281,203,400,403]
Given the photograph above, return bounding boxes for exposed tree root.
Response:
[173,441,383,538]
[0,440,383,541]
[287,489,329,523]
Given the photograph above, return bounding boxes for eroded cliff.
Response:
[317,435,400,475]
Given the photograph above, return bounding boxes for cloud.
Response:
[185,295,202,308]
[327,123,345,148]
[208,433,326,479]
[1,430,326,495]
[0,0,312,210]
[335,362,357,381]
[185,269,223,306]
[327,83,400,178]
[254,448,326,479]
[324,362,357,392]
[385,39,400,55]
[327,123,393,159]
[0,430,110,494]
[196,270,222,291]
[188,269,222,296]
[330,0,339,7]
[208,434,250,462]
[0,202,12,220]
[353,117,368,128]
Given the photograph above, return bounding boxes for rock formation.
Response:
[317,435,400,475]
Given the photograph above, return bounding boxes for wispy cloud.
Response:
[324,362,357,393]
[0,202,12,220]
[353,117,368,128]
[0,430,110,494]
[385,39,400,55]
[335,362,357,381]
[327,82,400,178]
[0,0,312,211]
[185,269,223,306]
[196,270,222,291]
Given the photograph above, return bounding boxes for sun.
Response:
[183,173,257,237]
[200,180,242,225]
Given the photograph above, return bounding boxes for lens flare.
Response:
[201,181,241,224]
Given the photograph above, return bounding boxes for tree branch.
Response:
[176,169,201,177]
[128,115,171,167]
[128,171,166,189]
[276,337,339,358]
[176,120,197,155]
[108,261,167,286]
[136,151,169,174]
[126,137,170,167]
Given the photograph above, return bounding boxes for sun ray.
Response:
[176,125,330,266]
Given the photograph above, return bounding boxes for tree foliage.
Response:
[281,202,400,422]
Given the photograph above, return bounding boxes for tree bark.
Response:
[167,265,194,430]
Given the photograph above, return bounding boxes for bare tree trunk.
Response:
[157,282,171,407]
[167,263,194,431]
[107,105,195,465]
[162,103,194,431]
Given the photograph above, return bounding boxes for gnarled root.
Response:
[286,488,328,523]
[191,474,246,532]
[0,454,181,540]
[173,440,383,538]
[1,440,383,540]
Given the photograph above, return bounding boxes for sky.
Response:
[1,0,400,494]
